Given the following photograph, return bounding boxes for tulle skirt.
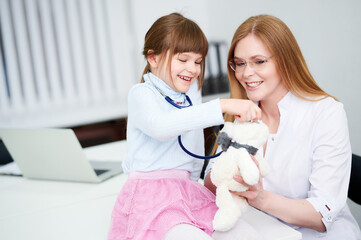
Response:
[108,170,217,240]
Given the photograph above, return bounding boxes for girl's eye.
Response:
[178,59,186,62]
[195,61,202,65]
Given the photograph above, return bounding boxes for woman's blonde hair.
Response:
[141,12,208,89]
[225,14,336,122]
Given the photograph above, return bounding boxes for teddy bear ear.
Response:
[217,132,231,152]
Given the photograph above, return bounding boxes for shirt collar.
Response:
[253,91,292,118]
[144,72,186,103]
[277,91,293,116]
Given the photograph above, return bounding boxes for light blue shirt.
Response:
[122,72,224,181]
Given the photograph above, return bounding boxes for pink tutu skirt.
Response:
[108,170,217,240]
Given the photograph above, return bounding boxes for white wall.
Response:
[204,0,361,155]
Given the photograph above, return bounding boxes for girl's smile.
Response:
[150,51,202,93]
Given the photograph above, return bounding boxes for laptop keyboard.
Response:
[94,169,109,176]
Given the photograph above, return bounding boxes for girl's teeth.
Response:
[180,76,191,81]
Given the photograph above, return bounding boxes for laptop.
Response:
[0,128,123,183]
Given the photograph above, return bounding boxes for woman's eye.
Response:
[178,59,186,62]
[195,61,202,65]
[236,61,246,66]
[255,60,266,65]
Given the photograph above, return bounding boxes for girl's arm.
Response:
[220,99,261,122]
[129,85,223,140]
[129,85,260,141]
[204,172,217,195]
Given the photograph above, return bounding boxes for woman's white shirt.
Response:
[207,92,361,239]
[264,92,360,239]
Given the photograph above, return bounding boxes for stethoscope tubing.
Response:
[165,95,192,108]
[165,94,222,160]
[178,135,222,159]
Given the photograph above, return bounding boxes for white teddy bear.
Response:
[210,121,269,231]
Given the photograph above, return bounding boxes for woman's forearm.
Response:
[205,171,326,232]
[254,190,326,232]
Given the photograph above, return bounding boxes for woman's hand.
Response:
[232,172,266,210]
[220,99,261,122]
[231,154,267,210]
[231,155,326,232]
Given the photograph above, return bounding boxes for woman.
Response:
[205,14,361,239]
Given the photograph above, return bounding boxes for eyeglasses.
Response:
[229,56,273,73]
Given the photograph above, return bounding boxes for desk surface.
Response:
[0,141,301,240]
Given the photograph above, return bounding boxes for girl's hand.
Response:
[220,99,261,122]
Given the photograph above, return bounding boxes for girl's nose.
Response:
[187,63,197,73]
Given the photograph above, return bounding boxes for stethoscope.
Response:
[161,89,223,160]
[156,85,259,159]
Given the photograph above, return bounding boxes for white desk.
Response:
[0,141,301,240]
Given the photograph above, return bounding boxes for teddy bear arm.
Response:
[236,149,260,185]
[254,151,269,177]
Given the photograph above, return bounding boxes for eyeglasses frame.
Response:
[228,56,273,73]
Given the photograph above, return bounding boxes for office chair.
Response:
[348,154,361,205]
[0,140,13,165]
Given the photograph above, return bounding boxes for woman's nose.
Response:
[243,63,255,77]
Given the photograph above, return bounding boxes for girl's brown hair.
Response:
[225,14,336,122]
[141,13,208,89]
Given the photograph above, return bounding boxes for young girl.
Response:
[108,12,261,240]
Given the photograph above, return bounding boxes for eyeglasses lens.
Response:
[229,57,270,73]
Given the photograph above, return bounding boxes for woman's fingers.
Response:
[233,175,252,188]
[250,154,259,168]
